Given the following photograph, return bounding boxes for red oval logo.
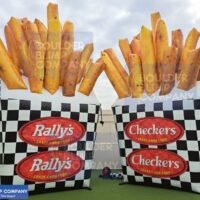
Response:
[19,117,85,147]
[16,151,84,182]
[125,117,184,145]
[127,149,187,178]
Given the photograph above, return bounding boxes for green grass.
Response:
[29,170,200,200]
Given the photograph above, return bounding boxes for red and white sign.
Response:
[19,117,85,147]
[16,151,84,182]
[127,149,187,178]
[125,117,184,145]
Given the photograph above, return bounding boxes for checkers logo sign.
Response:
[125,117,187,178]
[16,151,84,182]
[19,117,85,147]
[127,149,187,178]
[125,117,184,145]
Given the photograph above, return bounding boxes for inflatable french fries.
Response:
[178,48,200,90]
[34,18,48,44]
[101,51,130,98]
[0,3,99,97]
[0,38,26,89]
[155,19,169,82]
[172,29,183,68]
[8,17,30,76]
[1,6,200,99]
[104,48,129,85]
[141,26,159,95]
[178,28,199,79]
[129,54,143,98]
[83,59,93,78]
[77,43,94,84]
[119,38,132,68]
[151,12,161,49]
[44,3,62,94]
[22,21,41,44]
[100,12,200,98]
[60,20,74,86]
[63,51,81,96]
[130,37,141,58]
[4,25,21,70]
[159,46,177,95]
[24,21,45,93]
[79,59,104,96]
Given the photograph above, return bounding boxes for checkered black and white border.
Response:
[0,98,100,194]
[112,99,200,193]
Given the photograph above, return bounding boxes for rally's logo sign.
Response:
[125,117,184,145]
[19,117,85,147]
[16,151,84,182]
[127,149,187,178]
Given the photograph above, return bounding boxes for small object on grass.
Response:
[99,167,123,180]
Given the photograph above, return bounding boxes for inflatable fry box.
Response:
[0,81,100,194]
[112,83,200,193]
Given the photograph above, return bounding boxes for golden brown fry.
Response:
[24,21,45,93]
[104,48,129,84]
[134,33,140,40]
[79,61,104,96]
[195,54,200,82]
[77,43,94,83]
[141,26,159,95]
[159,46,177,95]
[151,12,161,49]
[101,51,130,98]
[47,3,58,19]
[184,27,199,49]
[83,59,93,78]
[178,48,200,90]
[22,21,41,44]
[172,29,183,69]
[63,51,81,96]
[44,3,62,94]
[178,28,199,79]
[22,20,45,93]
[0,38,26,89]
[8,17,30,76]
[20,18,29,40]
[20,18,28,25]
[28,40,45,93]
[155,19,169,82]
[129,54,143,98]
[34,18,48,44]
[119,38,132,69]
[60,20,74,86]
[4,25,21,70]
[130,38,141,58]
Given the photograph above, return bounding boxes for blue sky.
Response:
[0,0,200,109]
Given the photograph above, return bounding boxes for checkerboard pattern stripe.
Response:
[112,99,200,193]
[0,98,100,194]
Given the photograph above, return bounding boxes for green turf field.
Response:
[29,171,200,200]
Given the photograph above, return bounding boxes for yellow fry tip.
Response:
[8,16,17,23]
[85,43,93,47]
[34,18,40,23]
[64,20,73,24]
[141,25,149,31]
[151,11,161,15]
[119,38,128,42]
[157,18,166,25]
[48,2,58,7]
